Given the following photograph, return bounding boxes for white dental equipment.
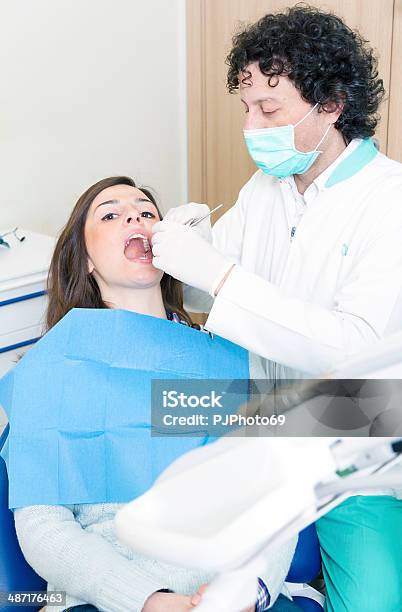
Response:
[115,335,402,610]
[115,435,402,612]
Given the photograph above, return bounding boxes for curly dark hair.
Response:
[226,4,385,141]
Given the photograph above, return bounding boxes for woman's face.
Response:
[85,184,164,291]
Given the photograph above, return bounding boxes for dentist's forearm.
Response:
[204,266,378,375]
[213,264,236,296]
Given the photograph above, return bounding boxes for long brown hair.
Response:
[46,176,193,331]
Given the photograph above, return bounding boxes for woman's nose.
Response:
[125,214,142,225]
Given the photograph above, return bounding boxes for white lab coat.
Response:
[185,139,402,380]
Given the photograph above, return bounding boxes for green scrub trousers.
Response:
[316,495,402,612]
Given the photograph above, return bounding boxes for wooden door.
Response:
[388,0,402,162]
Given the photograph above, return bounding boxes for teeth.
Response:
[124,233,151,257]
[124,233,148,248]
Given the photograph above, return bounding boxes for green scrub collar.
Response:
[325,138,379,188]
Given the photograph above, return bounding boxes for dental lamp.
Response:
[115,435,402,611]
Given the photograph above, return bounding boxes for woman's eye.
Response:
[101,212,118,221]
[141,211,156,218]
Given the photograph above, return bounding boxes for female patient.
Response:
[13,176,295,612]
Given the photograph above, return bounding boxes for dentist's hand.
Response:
[164,203,212,243]
[152,221,234,296]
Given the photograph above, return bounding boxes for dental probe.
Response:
[185,204,223,228]
[148,205,224,254]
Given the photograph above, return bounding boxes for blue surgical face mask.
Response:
[243,103,332,178]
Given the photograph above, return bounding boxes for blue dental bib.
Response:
[0,308,248,509]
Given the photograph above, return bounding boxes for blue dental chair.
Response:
[0,424,46,612]
[0,423,324,612]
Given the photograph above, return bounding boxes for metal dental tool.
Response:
[185,204,223,228]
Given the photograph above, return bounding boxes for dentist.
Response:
[151,6,402,611]
[152,6,402,380]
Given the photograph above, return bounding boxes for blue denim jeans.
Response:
[63,594,304,611]
[272,594,306,610]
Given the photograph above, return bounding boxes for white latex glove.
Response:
[152,220,234,296]
[163,203,213,243]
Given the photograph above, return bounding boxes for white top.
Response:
[192,139,402,380]
[13,501,295,611]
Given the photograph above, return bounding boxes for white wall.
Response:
[0,0,187,238]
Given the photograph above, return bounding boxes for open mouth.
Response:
[124,233,152,262]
